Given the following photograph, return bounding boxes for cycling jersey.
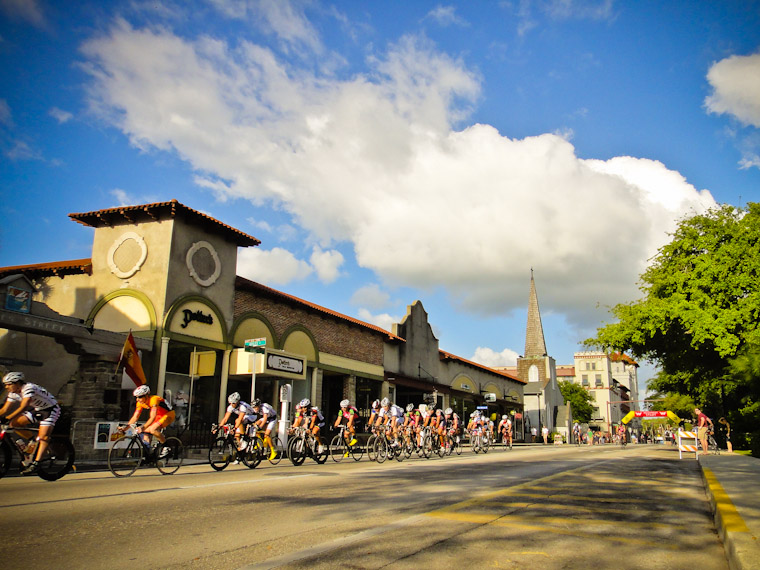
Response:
[137,395,173,419]
[405,410,421,424]
[227,401,255,417]
[301,406,325,424]
[258,402,278,420]
[7,383,57,410]
[338,406,359,421]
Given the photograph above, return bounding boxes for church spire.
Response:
[524,269,547,358]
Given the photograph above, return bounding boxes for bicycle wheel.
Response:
[329,434,346,463]
[444,435,454,456]
[242,438,262,468]
[209,437,233,471]
[374,437,388,464]
[108,436,143,477]
[263,435,284,465]
[0,440,11,479]
[422,435,434,459]
[290,436,307,466]
[482,436,490,454]
[366,434,378,462]
[156,437,183,475]
[37,437,76,481]
[313,437,329,464]
[455,434,463,455]
[349,438,364,462]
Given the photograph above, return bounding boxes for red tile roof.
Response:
[0,258,92,279]
[610,352,638,366]
[439,350,526,384]
[69,199,260,247]
[235,276,404,342]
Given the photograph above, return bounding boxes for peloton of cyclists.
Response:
[216,392,257,451]
[0,371,62,475]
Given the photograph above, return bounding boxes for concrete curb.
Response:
[700,459,757,570]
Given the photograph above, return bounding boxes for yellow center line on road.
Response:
[488,500,690,523]
[703,467,749,533]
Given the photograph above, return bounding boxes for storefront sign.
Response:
[266,353,304,376]
[181,308,214,329]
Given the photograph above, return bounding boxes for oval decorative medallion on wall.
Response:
[186,241,221,287]
[107,232,148,279]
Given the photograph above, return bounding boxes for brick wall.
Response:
[235,288,384,366]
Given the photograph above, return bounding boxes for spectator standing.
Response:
[694,407,713,456]
[531,426,537,443]
[718,417,732,453]
[542,425,549,445]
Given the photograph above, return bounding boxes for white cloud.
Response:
[425,5,468,27]
[309,246,344,283]
[49,107,73,124]
[357,308,398,333]
[470,346,520,368]
[705,52,760,128]
[81,18,717,329]
[350,284,391,310]
[237,247,312,285]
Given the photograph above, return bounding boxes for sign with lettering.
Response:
[266,353,305,376]
[168,300,224,342]
[245,337,267,352]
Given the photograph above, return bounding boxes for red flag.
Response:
[119,332,147,388]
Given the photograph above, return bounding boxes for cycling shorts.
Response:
[155,410,175,428]
[24,404,61,428]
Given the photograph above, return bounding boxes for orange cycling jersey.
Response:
[137,395,172,419]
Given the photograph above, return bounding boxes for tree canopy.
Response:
[559,380,594,423]
[586,203,760,441]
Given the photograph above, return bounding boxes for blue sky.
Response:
[2,1,760,394]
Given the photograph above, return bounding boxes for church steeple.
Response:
[524,269,547,358]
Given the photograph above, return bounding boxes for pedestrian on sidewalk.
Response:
[542,425,549,444]
[695,407,713,456]
[718,417,733,453]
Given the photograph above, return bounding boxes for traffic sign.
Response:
[244,338,267,352]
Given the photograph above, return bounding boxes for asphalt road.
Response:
[0,444,728,570]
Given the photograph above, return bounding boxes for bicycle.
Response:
[247,424,285,465]
[329,424,364,462]
[470,427,489,454]
[373,424,405,463]
[208,423,261,471]
[107,425,184,477]
[288,426,328,466]
[707,428,721,455]
[501,429,513,451]
[0,423,75,481]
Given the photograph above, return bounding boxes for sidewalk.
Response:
[698,453,760,570]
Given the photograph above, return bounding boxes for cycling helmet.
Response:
[502,414,508,419]
[2,371,25,384]
[228,392,241,404]
[406,403,415,412]
[133,385,150,398]
[340,399,350,407]
[472,410,480,418]
[380,397,390,408]
[299,398,311,408]
[252,398,262,407]
[371,399,380,410]
[445,408,453,415]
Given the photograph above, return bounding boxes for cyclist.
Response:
[294,398,325,439]
[377,398,405,446]
[433,406,448,447]
[120,384,175,455]
[366,399,381,431]
[0,371,61,475]
[334,399,359,447]
[402,403,421,447]
[498,414,513,447]
[251,399,278,460]
[443,408,460,448]
[572,421,581,444]
[617,423,627,446]
[216,392,257,450]
[467,410,481,433]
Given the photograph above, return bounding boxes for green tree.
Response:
[586,203,760,443]
[558,380,594,423]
